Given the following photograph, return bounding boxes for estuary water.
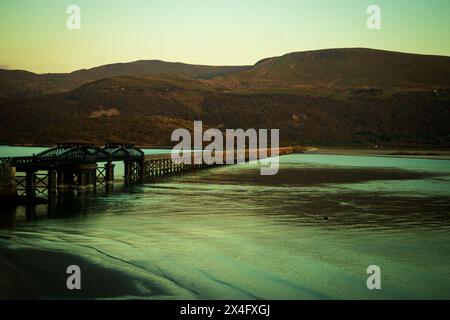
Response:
[0,146,449,299]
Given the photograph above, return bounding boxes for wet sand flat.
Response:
[0,243,169,300]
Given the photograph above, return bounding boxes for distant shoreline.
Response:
[306,148,450,160]
[2,144,450,160]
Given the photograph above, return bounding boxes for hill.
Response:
[2,48,449,97]
[219,48,450,93]
[0,61,250,97]
[0,69,85,97]
[70,60,250,82]
[0,75,448,147]
[0,48,449,147]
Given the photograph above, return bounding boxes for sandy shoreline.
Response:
[304,148,450,160]
[0,241,168,300]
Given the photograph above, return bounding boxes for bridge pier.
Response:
[57,170,68,191]
[48,169,57,195]
[79,164,97,191]
[104,162,115,186]
[87,168,97,190]
[57,164,97,192]
[0,158,16,202]
[124,160,132,185]
[25,170,36,200]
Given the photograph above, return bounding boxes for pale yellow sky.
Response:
[0,0,449,73]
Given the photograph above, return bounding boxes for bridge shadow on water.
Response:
[0,172,184,229]
[0,183,146,228]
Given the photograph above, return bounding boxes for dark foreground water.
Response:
[0,147,449,299]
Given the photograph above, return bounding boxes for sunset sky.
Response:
[0,0,449,73]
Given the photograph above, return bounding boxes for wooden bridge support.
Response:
[142,158,203,183]
[124,160,131,185]
[14,171,47,198]
[124,160,144,185]
[139,147,294,183]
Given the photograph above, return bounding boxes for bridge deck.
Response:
[144,147,294,160]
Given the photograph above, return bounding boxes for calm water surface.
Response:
[0,146,449,299]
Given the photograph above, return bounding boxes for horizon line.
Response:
[2,47,450,75]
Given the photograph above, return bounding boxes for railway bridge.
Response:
[0,143,293,201]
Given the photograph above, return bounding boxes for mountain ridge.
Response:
[0,48,449,147]
[221,48,450,91]
[1,48,449,97]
